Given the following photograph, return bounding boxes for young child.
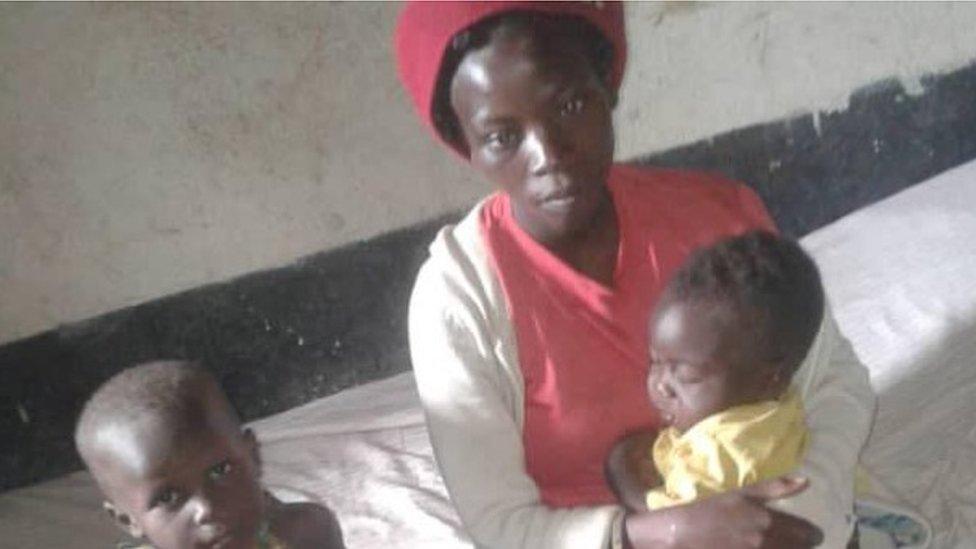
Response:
[607,230,825,512]
[74,360,345,549]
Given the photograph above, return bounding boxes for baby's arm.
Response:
[604,431,659,513]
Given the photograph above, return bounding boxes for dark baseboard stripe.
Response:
[636,61,976,237]
[2,60,975,490]
[0,214,456,491]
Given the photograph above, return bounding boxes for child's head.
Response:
[75,360,265,549]
[648,231,825,432]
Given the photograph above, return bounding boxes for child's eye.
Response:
[673,364,707,384]
[150,488,182,510]
[559,97,585,116]
[207,460,233,481]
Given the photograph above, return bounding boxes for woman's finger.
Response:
[741,475,809,501]
[760,508,825,548]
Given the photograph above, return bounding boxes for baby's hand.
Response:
[605,430,659,512]
[626,433,660,489]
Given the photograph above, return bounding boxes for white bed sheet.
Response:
[803,159,976,549]
[2,159,975,548]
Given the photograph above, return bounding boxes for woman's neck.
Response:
[544,192,620,286]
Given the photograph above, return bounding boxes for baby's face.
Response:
[648,299,767,433]
[93,394,265,549]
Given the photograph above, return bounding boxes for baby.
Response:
[607,230,825,511]
[74,360,345,549]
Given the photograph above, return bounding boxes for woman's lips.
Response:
[202,534,234,549]
[540,194,578,212]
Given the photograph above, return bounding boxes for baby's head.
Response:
[75,360,265,549]
[648,231,824,432]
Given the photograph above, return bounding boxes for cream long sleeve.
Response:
[408,198,876,549]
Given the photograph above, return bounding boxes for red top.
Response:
[480,164,776,507]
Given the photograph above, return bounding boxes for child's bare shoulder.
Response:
[271,499,345,549]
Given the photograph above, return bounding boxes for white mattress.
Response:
[802,160,976,549]
[3,159,975,548]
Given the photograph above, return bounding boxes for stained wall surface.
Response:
[4,2,976,343]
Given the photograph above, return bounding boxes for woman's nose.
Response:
[524,125,567,177]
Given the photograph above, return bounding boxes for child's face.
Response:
[93,391,265,549]
[648,299,775,433]
[450,25,616,245]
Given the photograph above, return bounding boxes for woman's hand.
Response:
[623,476,824,549]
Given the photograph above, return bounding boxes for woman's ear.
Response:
[103,501,143,539]
[243,428,262,473]
[596,68,618,109]
[607,86,619,109]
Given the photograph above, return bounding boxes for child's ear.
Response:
[762,363,789,395]
[103,501,143,539]
[243,428,261,472]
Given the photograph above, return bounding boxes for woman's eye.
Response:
[207,460,233,481]
[559,97,585,116]
[485,130,518,150]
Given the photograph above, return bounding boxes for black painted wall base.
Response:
[638,62,976,237]
[0,215,454,491]
[2,60,975,491]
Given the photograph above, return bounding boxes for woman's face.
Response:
[449,25,616,245]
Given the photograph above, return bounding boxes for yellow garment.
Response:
[646,390,808,510]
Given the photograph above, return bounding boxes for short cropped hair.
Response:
[74,360,234,463]
[432,10,615,153]
[663,230,825,375]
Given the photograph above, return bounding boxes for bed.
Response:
[2,158,975,548]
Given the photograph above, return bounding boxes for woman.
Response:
[396,2,875,547]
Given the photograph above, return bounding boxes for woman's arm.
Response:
[409,263,622,549]
[774,307,877,547]
[624,477,823,549]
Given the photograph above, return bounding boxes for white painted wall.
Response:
[3,1,976,344]
[615,2,976,157]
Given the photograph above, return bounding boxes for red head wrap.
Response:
[394,1,627,153]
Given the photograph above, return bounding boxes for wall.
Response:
[0,2,479,344]
[616,1,976,157]
[5,1,976,491]
[3,1,976,344]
